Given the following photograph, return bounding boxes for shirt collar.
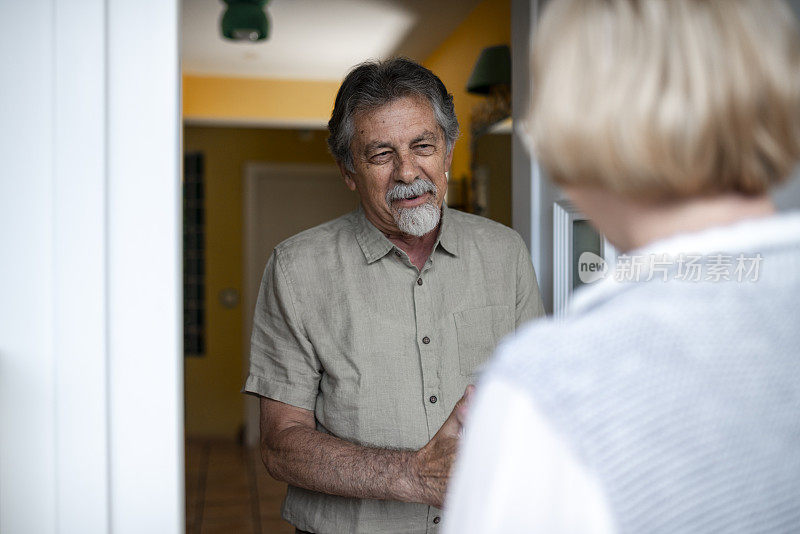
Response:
[437,204,460,256]
[353,205,393,264]
[569,210,800,314]
[353,203,460,264]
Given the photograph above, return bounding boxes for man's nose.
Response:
[394,152,417,183]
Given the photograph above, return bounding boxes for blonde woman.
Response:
[445,0,800,532]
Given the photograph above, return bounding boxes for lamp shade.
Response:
[466,45,511,95]
[221,0,269,42]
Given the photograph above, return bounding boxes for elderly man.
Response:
[244,57,543,534]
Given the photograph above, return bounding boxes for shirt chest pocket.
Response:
[453,305,514,377]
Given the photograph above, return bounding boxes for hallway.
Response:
[186,439,294,534]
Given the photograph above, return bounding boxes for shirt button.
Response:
[422,336,430,344]
[429,395,438,404]
[417,278,423,286]
[433,516,441,524]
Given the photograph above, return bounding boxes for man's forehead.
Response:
[353,97,442,145]
[362,130,438,152]
[357,95,437,124]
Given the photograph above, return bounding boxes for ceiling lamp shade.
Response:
[466,45,511,95]
[221,0,270,42]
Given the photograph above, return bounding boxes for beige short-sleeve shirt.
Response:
[244,204,544,533]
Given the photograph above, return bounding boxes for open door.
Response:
[242,162,358,446]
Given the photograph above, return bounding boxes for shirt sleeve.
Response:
[443,377,616,534]
[243,248,322,411]
[515,236,546,327]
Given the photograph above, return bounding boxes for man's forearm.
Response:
[263,424,424,503]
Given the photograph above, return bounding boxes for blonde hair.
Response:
[529,0,800,199]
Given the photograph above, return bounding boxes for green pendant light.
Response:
[221,0,270,42]
[466,45,511,95]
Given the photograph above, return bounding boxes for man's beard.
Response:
[385,178,441,237]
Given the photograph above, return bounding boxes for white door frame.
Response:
[0,1,183,532]
[511,0,559,314]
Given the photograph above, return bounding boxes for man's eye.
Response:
[370,151,392,162]
[415,144,435,154]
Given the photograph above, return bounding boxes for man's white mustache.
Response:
[385,179,438,203]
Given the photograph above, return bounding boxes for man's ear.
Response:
[444,147,454,176]
[338,162,357,191]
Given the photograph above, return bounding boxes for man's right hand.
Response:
[408,385,475,508]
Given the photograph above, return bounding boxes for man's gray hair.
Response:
[327,57,460,173]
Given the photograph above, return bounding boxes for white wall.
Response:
[1,2,58,531]
[0,1,182,533]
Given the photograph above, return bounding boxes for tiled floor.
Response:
[186,439,295,534]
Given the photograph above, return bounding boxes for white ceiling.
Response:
[181,0,483,81]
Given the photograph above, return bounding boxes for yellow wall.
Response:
[183,126,333,438]
[424,0,511,193]
[183,76,340,124]
[183,0,510,185]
